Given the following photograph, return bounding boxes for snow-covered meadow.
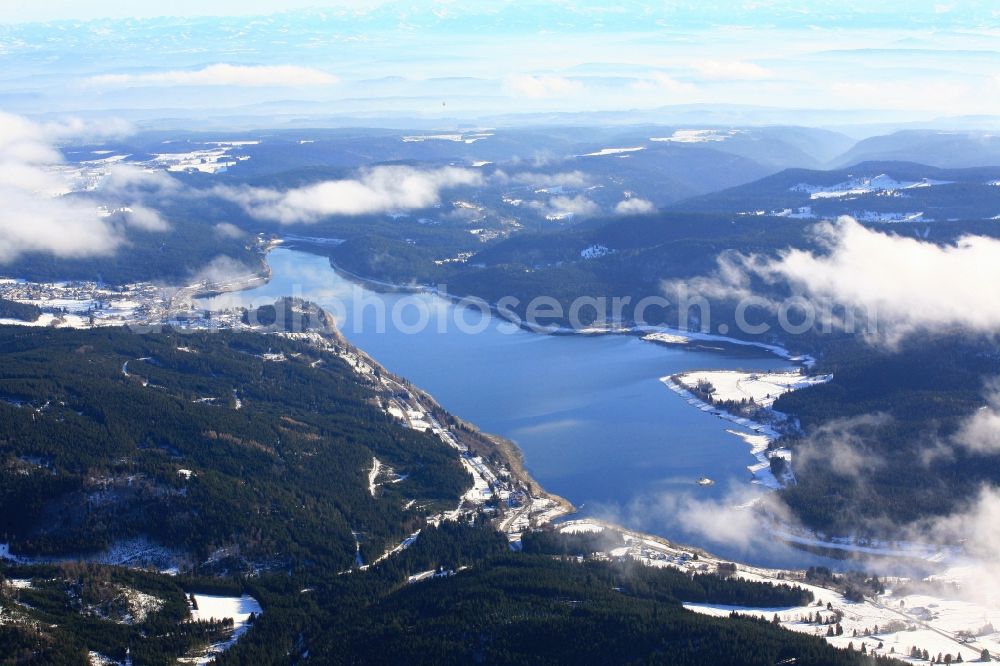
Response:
[181,594,263,665]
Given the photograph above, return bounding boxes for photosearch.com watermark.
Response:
[163,282,881,340]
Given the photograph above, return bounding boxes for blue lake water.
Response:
[201,247,831,568]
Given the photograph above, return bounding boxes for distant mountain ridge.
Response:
[831,130,1000,169]
[672,160,1000,222]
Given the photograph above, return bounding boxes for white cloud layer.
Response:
[86,64,339,88]
[529,194,599,219]
[631,72,697,95]
[0,111,164,263]
[503,74,584,98]
[495,170,590,188]
[954,381,1000,455]
[614,197,655,215]
[683,216,1000,346]
[213,222,245,239]
[215,166,483,224]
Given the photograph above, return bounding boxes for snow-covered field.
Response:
[662,370,831,489]
[182,594,263,665]
[580,244,612,259]
[650,129,742,143]
[791,174,952,200]
[686,575,1000,664]
[773,205,817,219]
[401,131,493,144]
[672,369,833,409]
[368,457,382,497]
[854,210,926,223]
[0,312,89,328]
[152,141,256,174]
[556,519,1000,664]
[580,146,645,157]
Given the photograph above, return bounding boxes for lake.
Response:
[201,247,831,568]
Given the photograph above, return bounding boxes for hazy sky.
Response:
[1,2,999,124]
[0,1,339,22]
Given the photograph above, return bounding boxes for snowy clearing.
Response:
[662,370,831,489]
[672,370,833,409]
[182,593,262,665]
[580,146,645,157]
[401,132,493,144]
[557,520,1000,664]
[791,174,952,200]
[580,244,612,259]
[368,457,382,497]
[650,129,742,143]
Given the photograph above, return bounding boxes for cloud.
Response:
[691,60,773,81]
[610,483,796,553]
[953,380,1000,455]
[529,194,599,220]
[0,111,164,263]
[191,255,259,285]
[632,72,697,94]
[503,74,584,98]
[614,197,655,215]
[39,116,135,143]
[495,170,590,189]
[120,205,170,232]
[903,486,1000,606]
[213,222,246,239]
[677,216,1000,346]
[215,165,483,224]
[86,64,339,88]
[100,164,179,193]
[794,414,889,478]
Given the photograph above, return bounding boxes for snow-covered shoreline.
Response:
[663,370,832,489]
[660,369,978,568]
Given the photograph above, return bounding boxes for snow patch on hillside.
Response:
[401,132,493,144]
[792,174,952,200]
[650,129,742,143]
[183,594,262,665]
[581,146,645,157]
[368,457,382,497]
[580,244,611,260]
[853,210,926,223]
[673,370,832,409]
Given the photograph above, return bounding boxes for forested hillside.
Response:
[0,326,468,570]
[0,325,893,665]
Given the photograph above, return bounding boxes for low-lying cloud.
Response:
[528,194,599,220]
[215,166,482,224]
[954,380,1000,455]
[98,163,180,198]
[794,413,890,479]
[494,170,590,189]
[678,216,1000,346]
[614,197,655,215]
[632,72,697,95]
[213,222,245,239]
[86,64,339,88]
[0,111,166,263]
[606,483,796,554]
[504,74,584,98]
